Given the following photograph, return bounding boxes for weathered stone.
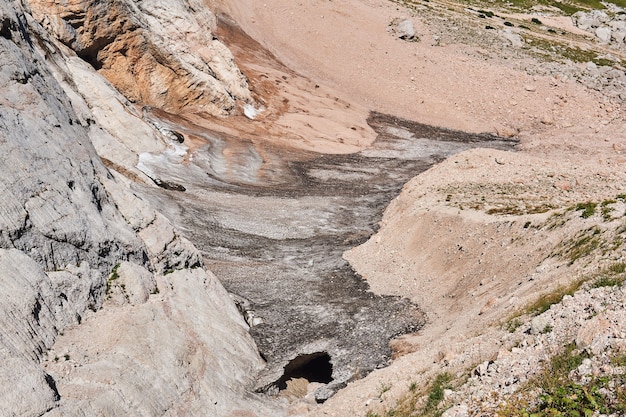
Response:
[396,19,417,41]
[27,0,253,115]
[501,29,523,47]
[596,26,612,43]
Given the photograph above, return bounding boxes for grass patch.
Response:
[372,372,457,417]
[592,262,626,288]
[499,343,626,416]
[380,382,392,396]
[526,37,623,67]
[601,199,617,221]
[554,226,602,265]
[524,279,584,316]
[611,353,626,367]
[576,202,598,219]
[506,318,524,333]
[106,263,121,295]
[487,203,554,216]
[424,373,453,414]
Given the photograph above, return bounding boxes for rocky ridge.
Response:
[0,1,276,416]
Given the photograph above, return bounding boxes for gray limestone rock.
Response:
[596,26,612,43]
[0,2,274,415]
[396,19,417,41]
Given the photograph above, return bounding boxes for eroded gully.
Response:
[135,110,517,402]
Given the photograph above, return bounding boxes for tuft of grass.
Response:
[499,342,626,416]
[592,262,626,288]
[487,203,553,216]
[601,200,616,221]
[554,227,602,265]
[505,278,583,332]
[371,372,458,417]
[379,382,393,396]
[611,353,626,367]
[576,202,598,219]
[524,279,585,316]
[424,373,453,414]
[506,318,524,333]
[106,263,121,295]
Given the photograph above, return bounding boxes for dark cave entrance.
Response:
[276,352,333,390]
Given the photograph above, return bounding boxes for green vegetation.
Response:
[592,262,626,288]
[367,372,457,417]
[575,202,598,219]
[424,373,453,415]
[486,203,554,216]
[525,279,584,316]
[506,318,524,333]
[554,226,602,266]
[611,353,626,367]
[106,263,121,295]
[601,200,616,221]
[498,343,626,416]
[398,0,626,12]
[525,36,622,67]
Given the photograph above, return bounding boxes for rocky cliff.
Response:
[28,0,252,115]
[0,1,274,416]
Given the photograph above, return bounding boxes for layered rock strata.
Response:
[28,0,253,114]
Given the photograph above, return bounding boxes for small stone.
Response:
[524,85,536,92]
[530,315,551,335]
[554,181,572,191]
[494,125,518,138]
[596,27,612,43]
[612,143,626,153]
[394,19,417,41]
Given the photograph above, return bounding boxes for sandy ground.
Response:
[203,0,626,415]
[210,0,623,139]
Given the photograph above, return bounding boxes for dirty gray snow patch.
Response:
[136,111,518,402]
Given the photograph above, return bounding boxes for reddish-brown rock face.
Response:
[28,0,252,114]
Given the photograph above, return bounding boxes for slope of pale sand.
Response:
[209,0,621,141]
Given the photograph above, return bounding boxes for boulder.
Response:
[595,26,612,43]
[392,18,417,41]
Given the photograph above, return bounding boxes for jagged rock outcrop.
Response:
[0,2,274,415]
[27,0,253,115]
[572,6,626,48]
